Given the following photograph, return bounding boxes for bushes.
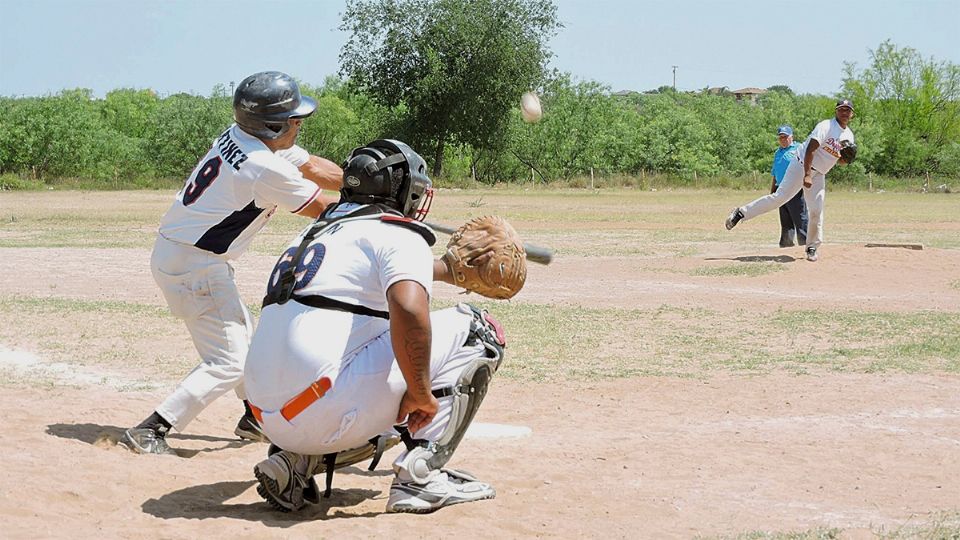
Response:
[1,40,957,188]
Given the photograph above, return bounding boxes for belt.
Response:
[249,376,332,423]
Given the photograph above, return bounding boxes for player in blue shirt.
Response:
[770,125,807,247]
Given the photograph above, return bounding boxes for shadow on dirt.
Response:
[141,480,384,524]
[704,255,796,263]
[45,423,249,457]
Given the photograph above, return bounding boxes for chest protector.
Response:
[261,203,436,316]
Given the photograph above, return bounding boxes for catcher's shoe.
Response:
[806,246,819,262]
[386,468,495,514]
[254,451,322,512]
[119,427,177,456]
[725,207,744,230]
[235,412,270,443]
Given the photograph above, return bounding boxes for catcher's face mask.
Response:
[402,171,434,221]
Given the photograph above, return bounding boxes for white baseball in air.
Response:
[520,91,542,123]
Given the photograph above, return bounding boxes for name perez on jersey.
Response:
[216,130,249,171]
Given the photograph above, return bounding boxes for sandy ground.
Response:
[1,238,959,538]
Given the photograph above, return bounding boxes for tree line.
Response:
[0,0,957,189]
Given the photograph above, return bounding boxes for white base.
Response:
[465,422,532,440]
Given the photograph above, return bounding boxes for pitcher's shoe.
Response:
[119,427,177,456]
[725,208,744,230]
[806,246,819,262]
[254,451,321,512]
[235,412,270,443]
[386,468,495,514]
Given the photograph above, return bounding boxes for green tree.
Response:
[339,0,560,175]
[766,85,794,95]
[843,40,960,175]
[508,74,633,181]
[101,88,159,140]
[145,93,232,178]
[0,89,107,180]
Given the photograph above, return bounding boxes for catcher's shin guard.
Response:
[427,304,506,469]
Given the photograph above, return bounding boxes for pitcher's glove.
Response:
[839,140,857,164]
[441,216,527,299]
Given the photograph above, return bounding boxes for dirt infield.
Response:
[1,190,958,538]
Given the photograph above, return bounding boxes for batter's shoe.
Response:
[725,208,744,230]
[254,451,322,512]
[386,469,496,514]
[235,412,270,443]
[119,427,177,456]
[806,246,819,262]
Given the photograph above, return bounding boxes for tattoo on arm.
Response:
[403,327,431,396]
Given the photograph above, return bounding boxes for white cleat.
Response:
[806,246,819,262]
[386,468,495,514]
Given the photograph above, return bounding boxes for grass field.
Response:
[0,188,958,538]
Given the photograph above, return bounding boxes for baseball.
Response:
[520,91,542,123]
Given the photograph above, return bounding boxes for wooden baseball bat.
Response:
[426,221,554,265]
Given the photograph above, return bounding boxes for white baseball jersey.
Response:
[275,144,310,168]
[157,124,320,260]
[245,203,434,410]
[802,118,855,175]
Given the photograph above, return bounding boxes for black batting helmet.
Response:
[340,140,434,220]
[233,71,316,140]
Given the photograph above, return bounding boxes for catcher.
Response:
[243,139,525,514]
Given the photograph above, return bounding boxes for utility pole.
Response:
[229,81,235,97]
[672,66,678,90]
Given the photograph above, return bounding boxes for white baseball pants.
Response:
[739,158,826,250]
[252,304,486,457]
[151,235,252,431]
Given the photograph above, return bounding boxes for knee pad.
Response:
[462,303,506,369]
[427,304,506,469]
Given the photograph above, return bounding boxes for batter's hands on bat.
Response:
[397,390,439,433]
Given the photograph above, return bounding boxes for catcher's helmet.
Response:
[839,140,857,164]
[233,71,316,140]
[340,140,434,220]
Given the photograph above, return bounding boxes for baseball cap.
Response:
[777,125,793,136]
[836,98,854,110]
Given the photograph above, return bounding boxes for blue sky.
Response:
[1,0,957,98]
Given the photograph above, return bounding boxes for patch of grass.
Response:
[719,511,960,539]
[0,295,170,316]
[873,511,960,538]
[712,510,960,539]
[951,279,960,291]
[772,310,960,373]
[432,302,960,380]
[1,189,958,250]
[2,294,958,388]
[0,295,194,384]
[692,263,786,277]
[710,527,842,540]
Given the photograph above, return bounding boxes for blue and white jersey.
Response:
[157,125,319,259]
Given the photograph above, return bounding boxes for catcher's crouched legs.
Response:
[386,303,505,513]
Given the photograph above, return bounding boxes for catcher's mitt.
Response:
[442,216,527,299]
[839,140,857,164]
